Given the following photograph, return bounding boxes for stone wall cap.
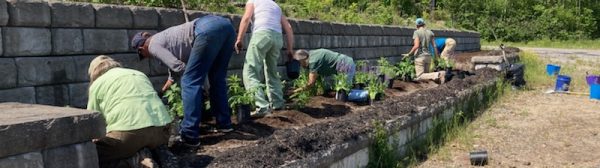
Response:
[0,102,98,125]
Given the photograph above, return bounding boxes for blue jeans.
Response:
[180,15,236,143]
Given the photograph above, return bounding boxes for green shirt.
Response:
[308,49,353,76]
[412,28,434,56]
[87,68,172,132]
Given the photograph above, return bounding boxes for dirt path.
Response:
[417,48,600,167]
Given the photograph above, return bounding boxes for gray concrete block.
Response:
[329,148,369,168]
[321,23,333,35]
[68,82,88,109]
[359,36,369,47]
[149,58,169,76]
[0,28,2,56]
[0,152,43,168]
[6,0,50,26]
[347,24,361,35]
[0,103,105,157]
[83,29,129,54]
[43,142,99,168]
[471,56,504,64]
[0,0,7,26]
[228,14,242,32]
[0,87,35,104]
[2,27,51,56]
[227,51,245,70]
[50,2,94,27]
[131,6,158,29]
[295,35,311,49]
[72,55,94,82]
[309,35,323,48]
[111,54,151,75]
[52,29,83,55]
[187,10,209,21]
[35,85,69,106]
[93,4,132,28]
[321,36,332,48]
[331,23,345,35]
[16,56,76,86]
[157,8,185,29]
[0,58,16,89]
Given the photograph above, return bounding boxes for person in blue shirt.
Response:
[430,37,456,63]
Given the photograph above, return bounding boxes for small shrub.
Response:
[395,56,416,81]
[163,83,183,119]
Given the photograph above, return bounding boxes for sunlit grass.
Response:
[483,39,600,50]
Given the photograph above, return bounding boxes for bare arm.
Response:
[281,15,294,59]
[408,37,420,55]
[294,72,318,93]
[235,3,254,54]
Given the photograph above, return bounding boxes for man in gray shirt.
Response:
[132,15,235,150]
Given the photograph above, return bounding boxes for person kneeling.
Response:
[87,55,174,168]
[292,49,356,93]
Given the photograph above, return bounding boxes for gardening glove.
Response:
[293,87,304,93]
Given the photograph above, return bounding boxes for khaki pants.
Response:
[440,38,456,62]
[95,126,169,167]
[415,54,442,81]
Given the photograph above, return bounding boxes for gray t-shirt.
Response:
[148,19,196,73]
[412,28,434,56]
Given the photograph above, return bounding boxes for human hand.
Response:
[287,50,294,60]
[161,78,174,93]
[234,40,243,54]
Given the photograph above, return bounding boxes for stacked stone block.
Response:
[0,1,481,110]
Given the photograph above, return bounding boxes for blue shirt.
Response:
[430,37,447,56]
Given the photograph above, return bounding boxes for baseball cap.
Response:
[131,32,152,59]
[415,18,425,26]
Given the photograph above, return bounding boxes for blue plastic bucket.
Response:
[348,89,368,102]
[555,75,571,91]
[591,84,600,100]
[546,64,561,76]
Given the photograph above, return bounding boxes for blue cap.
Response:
[131,32,151,49]
[416,18,425,26]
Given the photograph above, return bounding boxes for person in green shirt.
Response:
[292,49,356,93]
[406,18,446,83]
[87,55,173,168]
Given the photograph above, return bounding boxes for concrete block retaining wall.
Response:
[283,78,501,167]
[0,1,480,109]
[0,103,105,168]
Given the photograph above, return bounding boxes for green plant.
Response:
[367,121,397,168]
[366,75,385,101]
[395,56,416,81]
[333,73,351,92]
[434,57,453,70]
[227,75,257,111]
[291,70,312,108]
[164,83,184,119]
[354,72,370,84]
[377,57,397,78]
[356,60,368,72]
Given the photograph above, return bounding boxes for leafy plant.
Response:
[377,57,397,78]
[164,83,184,119]
[354,71,370,84]
[395,56,416,81]
[291,70,313,108]
[227,75,257,111]
[355,60,368,72]
[366,74,385,101]
[333,73,352,92]
[434,57,453,71]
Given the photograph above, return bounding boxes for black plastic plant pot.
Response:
[375,93,383,101]
[235,104,252,124]
[335,90,348,102]
[469,150,488,166]
[387,79,394,88]
[377,74,385,84]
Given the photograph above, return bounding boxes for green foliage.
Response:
[354,71,370,84]
[333,73,352,92]
[367,121,397,168]
[395,56,416,81]
[355,60,368,71]
[227,75,256,111]
[365,75,385,100]
[377,57,396,78]
[290,70,313,108]
[434,57,453,70]
[163,83,183,119]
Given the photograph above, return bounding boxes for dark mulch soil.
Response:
[172,50,500,167]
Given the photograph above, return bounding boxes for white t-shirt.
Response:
[247,0,282,33]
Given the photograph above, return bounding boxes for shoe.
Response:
[208,127,234,133]
[152,145,179,168]
[171,136,200,154]
[251,107,272,117]
[128,148,157,168]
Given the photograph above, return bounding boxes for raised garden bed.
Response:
[172,51,506,167]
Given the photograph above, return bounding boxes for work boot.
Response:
[171,135,200,155]
[128,148,157,168]
[152,145,179,168]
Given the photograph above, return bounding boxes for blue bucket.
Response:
[348,89,368,102]
[555,75,571,91]
[591,84,600,100]
[546,64,561,76]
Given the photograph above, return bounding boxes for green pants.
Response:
[243,30,285,109]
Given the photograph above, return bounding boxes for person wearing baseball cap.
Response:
[132,14,236,150]
[406,18,445,83]
[292,49,355,93]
